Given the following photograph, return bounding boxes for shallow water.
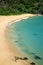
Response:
[8,16,43,65]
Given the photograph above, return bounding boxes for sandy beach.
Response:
[0,14,36,65]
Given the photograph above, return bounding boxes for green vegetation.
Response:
[0,0,43,15]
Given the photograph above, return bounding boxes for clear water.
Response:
[8,16,43,65]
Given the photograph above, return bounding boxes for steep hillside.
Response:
[0,0,43,15]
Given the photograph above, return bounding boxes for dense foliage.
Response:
[0,0,43,15]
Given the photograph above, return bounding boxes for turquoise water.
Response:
[8,16,43,65]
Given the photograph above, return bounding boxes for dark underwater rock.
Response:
[15,41,19,42]
[22,57,28,60]
[14,56,28,62]
[33,33,38,36]
[34,55,42,60]
[19,57,28,60]
[30,62,35,65]
[30,52,35,55]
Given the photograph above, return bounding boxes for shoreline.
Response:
[0,14,37,65]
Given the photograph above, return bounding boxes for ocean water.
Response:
[8,16,43,65]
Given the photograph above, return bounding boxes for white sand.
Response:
[0,14,36,65]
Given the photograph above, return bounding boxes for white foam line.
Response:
[7,16,29,27]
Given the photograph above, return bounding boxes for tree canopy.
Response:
[0,0,43,15]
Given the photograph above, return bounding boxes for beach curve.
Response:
[0,14,36,65]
